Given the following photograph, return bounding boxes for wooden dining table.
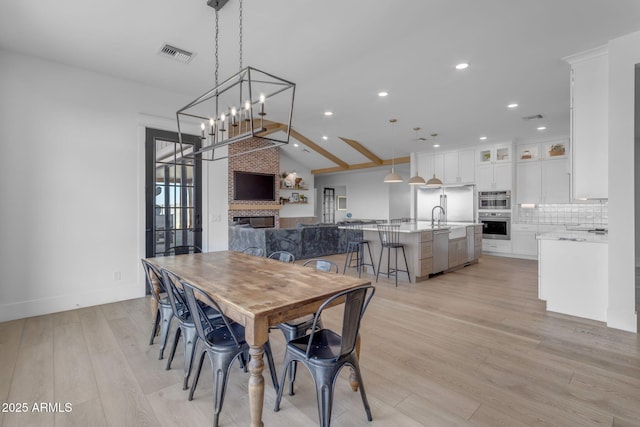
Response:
[147,251,371,427]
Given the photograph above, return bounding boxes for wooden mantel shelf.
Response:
[229,203,282,211]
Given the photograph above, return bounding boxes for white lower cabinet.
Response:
[482,239,512,254]
[511,224,538,257]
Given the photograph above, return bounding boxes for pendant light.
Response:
[384,119,403,183]
[408,127,427,185]
[425,133,443,188]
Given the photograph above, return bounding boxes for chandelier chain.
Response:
[239,0,243,71]
[214,8,219,87]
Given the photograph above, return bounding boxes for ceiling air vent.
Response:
[159,44,194,64]
[522,114,544,121]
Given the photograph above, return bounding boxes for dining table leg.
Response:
[248,344,265,427]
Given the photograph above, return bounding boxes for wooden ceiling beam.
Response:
[288,128,350,169]
[338,137,383,165]
[311,156,410,175]
[254,121,285,137]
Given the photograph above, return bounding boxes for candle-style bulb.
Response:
[259,94,266,117]
[231,107,237,116]
[200,123,205,138]
[245,100,251,110]
[220,113,226,121]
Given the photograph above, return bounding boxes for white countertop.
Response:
[536,230,608,243]
[357,221,479,234]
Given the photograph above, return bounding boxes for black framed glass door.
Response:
[145,128,202,257]
[323,188,335,223]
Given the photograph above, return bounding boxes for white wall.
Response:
[0,49,229,321]
[607,30,640,332]
[314,164,411,222]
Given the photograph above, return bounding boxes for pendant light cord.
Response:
[239,0,243,71]
[214,8,219,88]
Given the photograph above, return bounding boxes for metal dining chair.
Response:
[276,257,339,396]
[164,245,202,256]
[268,250,295,263]
[274,284,376,427]
[241,246,265,257]
[162,268,223,391]
[141,259,174,360]
[181,279,278,427]
[302,258,340,273]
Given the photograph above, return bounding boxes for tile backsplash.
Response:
[515,202,608,227]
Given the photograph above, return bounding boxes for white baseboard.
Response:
[606,307,638,333]
[0,282,145,323]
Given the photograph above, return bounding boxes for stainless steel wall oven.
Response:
[479,212,511,240]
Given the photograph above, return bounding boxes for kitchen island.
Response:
[537,230,608,321]
[356,222,482,282]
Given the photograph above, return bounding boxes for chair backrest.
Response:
[164,245,202,256]
[268,251,295,263]
[242,246,265,257]
[180,279,242,348]
[305,285,375,360]
[302,258,339,273]
[141,259,166,302]
[344,222,364,244]
[161,268,192,323]
[376,223,401,246]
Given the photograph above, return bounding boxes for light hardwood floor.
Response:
[1,255,639,426]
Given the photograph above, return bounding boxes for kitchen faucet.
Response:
[431,205,445,228]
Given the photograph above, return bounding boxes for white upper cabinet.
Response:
[416,152,444,182]
[476,143,512,190]
[443,149,475,184]
[565,47,608,199]
[515,139,570,204]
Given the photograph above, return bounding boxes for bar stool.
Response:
[375,223,411,286]
[343,222,376,277]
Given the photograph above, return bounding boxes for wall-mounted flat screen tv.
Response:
[234,171,275,201]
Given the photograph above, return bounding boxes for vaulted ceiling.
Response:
[2,0,640,173]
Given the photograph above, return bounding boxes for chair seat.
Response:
[288,329,343,361]
[205,322,247,349]
[282,314,314,328]
[382,243,404,248]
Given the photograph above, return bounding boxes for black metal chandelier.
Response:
[177,0,296,161]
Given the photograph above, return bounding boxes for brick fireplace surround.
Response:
[228,138,281,228]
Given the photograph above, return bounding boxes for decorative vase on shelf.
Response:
[294,177,302,188]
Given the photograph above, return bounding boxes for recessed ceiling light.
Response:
[507,103,519,109]
[479,136,488,140]
[537,126,547,131]
[378,91,388,97]
[433,144,440,148]
[322,136,328,140]
[324,111,333,116]
[293,143,299,147]
[455,63,469,70]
